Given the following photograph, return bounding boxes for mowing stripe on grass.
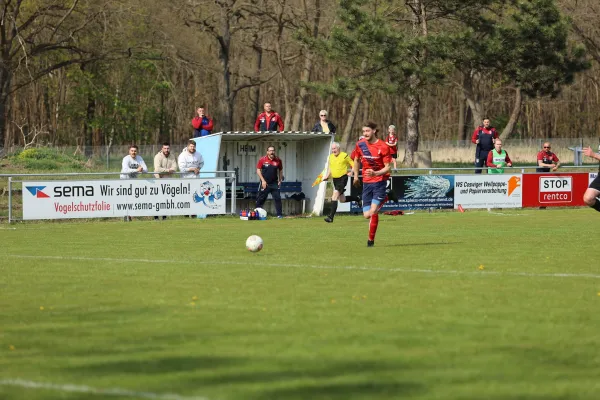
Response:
[7,254,600,280]
[0,379,209,400]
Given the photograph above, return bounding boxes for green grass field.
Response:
[1,209,600,400]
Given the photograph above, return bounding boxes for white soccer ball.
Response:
[254,207,267,220]
[246,235,264,252]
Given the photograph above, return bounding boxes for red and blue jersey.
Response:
[256,155,283,184]
[353,139,391,183]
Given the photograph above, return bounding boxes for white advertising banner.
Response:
[22,178,227,220]
[454,174,523,209]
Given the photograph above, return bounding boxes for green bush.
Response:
[9,148,89,171]
[21,159,60,170]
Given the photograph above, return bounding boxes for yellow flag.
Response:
[312,169,327,187]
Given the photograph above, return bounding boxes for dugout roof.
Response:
[193,131,334,215]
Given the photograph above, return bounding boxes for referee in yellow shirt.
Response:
[324,142,362,223]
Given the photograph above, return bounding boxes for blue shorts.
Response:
[362,181,387,212]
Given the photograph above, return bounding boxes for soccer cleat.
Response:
[324,216,333,223]
[277,215,283,219]
[386,189,398,203]
[367,240,374,247]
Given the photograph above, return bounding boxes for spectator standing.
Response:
[120,144,148,221]
[121,144,148,179]
[486,139,512,174]
[256,145,284,218]
[254,103,284,132]
[192,106,214,137]
[178,140,204,218]
[153,142,177,220]
[178,140,204,179]
[471,118,499,174]
[311,110,336,133]
[385,125,398,170]
[536,142,560,172]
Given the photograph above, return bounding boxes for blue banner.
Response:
[350,175,455,211]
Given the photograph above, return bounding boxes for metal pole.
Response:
[106,145,109,170]
[8,177,12,224]
[231,172,236,215]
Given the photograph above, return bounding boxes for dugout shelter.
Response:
[192,131,334,215]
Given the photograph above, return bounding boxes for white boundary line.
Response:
[486,210,529,216]
[6,254,600,280]
[0,379,210,400]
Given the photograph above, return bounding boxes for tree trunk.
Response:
[340,90,363,152]
[0,66,12,148]
[463,71,483,129]
[403,92,420,167]
[84,94,95,157]
[291,0,321,131]
[499,87,522,141]
[291,51,314,131]
[457,90,466,141]
[217,19,233,132]
[249,36,263,128]
[402,0,424,167]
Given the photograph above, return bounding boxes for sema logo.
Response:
[508,176,521,197]
[25,186,50,198]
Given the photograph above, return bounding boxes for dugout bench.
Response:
[237,181,307,215]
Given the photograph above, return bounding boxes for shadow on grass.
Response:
[69,355,242,375]
[254,380,423,400]
[69,356,425,399]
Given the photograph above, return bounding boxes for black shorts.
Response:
[391,153,397,159]
[332,175,349,192]
[589,175,600,191]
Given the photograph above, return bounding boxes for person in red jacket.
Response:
[536,142,560,172]
[385,125,398,170]
[254,103,284,132]
[191,106,214,137]
[471,118,498,174]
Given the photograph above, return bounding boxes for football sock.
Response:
[329,201,338,218]
[369,213,379,241]
[592,198,600,212]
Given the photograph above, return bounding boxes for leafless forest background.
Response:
[2,0,600,161]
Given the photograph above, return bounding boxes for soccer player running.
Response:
[352,121,396,247]
[582,146,600,212]
[324,142,361,223]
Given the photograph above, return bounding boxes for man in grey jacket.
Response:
[153,142,178,220]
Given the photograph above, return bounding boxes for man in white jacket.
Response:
[178,140,204,218]
[120,144,148,179]
[178,140,204,178]
[120,144,148,221]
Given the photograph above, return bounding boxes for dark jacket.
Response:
[311,120,336,134]
[254,112,284,132]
